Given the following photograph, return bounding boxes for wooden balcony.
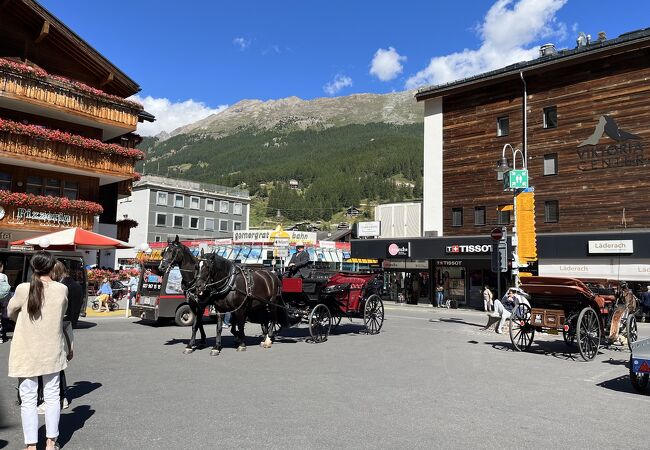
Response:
[0,203,95,231]
[0,70,140,138]
[0,130,136,179]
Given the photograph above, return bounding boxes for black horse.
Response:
[159,237,282,356]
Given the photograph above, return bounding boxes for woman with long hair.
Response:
[8,251,69,450]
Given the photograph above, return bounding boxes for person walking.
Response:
[483,285,494,312]
[641,285,650,322]
[8,251,70,450]
[0,261,11,343]
[127,271,139,309]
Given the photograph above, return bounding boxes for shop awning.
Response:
[10,227,133,250]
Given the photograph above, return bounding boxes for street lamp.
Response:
[494,143,528,288]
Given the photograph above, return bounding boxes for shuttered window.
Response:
[452,208,463,227]
[544,153,558,176]
[545,200,559,223]
[474,206,486,226]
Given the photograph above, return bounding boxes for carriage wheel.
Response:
[577,307,600,361]
[309,304,331,343]
[363,294,384,335]
[331,314,342,331]
[627,314,638,351]
[509,303,534,351]
[629,356,650,393]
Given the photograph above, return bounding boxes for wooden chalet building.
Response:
[353,28,650,307]
[0,0,153,264]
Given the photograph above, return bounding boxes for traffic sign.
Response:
[490,227,503,241]
[505,169,529,189]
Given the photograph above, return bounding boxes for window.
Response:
[0,172,11,191]
[189,216,199,229]
[497,116,509,137]
[543,106,558,129]
[205,218,215,231]
[233,203,242,215]
[173,214,183,228]
[497,206,510,225]
[190,196,200,210]
[156,191,168,206]
[219,201,229,213]
[452,208,463,227]
[174,194,184,208]
[219,219,228,232]
[233,221,242,231]
[63,181,78,200]
[44,178,61,197]
[543,153,558,176]
[154,236,162,243]
[206,199,215,212]
[26,176,43,195]
[474,206,486,226]
[155,213,167,226]
[545,200,559,223]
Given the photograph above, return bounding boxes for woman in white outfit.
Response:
[482,285,493,312]
[8,251,69,450]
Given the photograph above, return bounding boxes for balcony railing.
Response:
[0,69,140,129]
[0,130,136,177]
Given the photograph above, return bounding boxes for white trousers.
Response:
[19,372,60,445]
[493,299,512,331]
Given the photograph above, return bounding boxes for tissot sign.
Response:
[386,242,409,258]
[577,115,645,171]
[445,244,492,254]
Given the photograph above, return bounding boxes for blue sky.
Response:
[39,0,650,135]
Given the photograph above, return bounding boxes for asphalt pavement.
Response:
[1,304,649,449]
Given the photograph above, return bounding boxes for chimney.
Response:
[539,43,557,57]
[598,31,607,42]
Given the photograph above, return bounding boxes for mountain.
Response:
[138,90,424,225]
[162,90,421,140]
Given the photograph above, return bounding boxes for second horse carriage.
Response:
[278,271,385,343]
[509,276,638,361]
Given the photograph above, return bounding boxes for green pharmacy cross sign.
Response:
[504,169,529,190]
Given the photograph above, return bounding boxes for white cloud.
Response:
[370,47,407,81]
[232,37,251,50]
[405,0,568,89]
[131,95,228,136]
[323,74,353,95]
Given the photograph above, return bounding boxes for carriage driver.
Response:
[287,242,311,278]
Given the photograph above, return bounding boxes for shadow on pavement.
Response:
[66,381,102,403]
[0,439,6,449]
[485,340,585,362]
[439,317,487,328]
[55,405,95,448]
[597,375,640,395]
[73,321,97,330]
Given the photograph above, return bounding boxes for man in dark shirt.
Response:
[641,286,650,322]
[287,242,311,278]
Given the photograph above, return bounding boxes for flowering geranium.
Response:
[0,191,104,215]
[0,57,143,110]
[0,117,145,160]
[133,171,142,181]
[116,218,139,228]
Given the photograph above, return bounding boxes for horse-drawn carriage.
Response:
[278,271,385,343]
[509,276,638,361]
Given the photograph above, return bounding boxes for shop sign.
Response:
[233,230,317,244]
[383,259,428,269]
[445,244,491,254]
[357,221,381,237]
[386,242,409,258]
[588,240,633,254]
[16,208,72,225]
[539,258,650,280]
[436,260,463,266]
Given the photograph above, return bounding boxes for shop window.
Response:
[189,216,199,229]
[497,206,510,225]
[156,191,168,206]
[544,153,558,176]
[26,176,43,195]
[205,218,215,231]
[545,200,559,223]
[63,181,78,200]
[219,219,228,231]
[174,194,184,208]
[173,214,183,227]
[543,106,558,129]
[206,199,215,212]
[219,200,229,213]
[44,178,61,197]
[452,208,463,227]
[190,196,200,210]
[155,213,167,226]
[474,206,486,226]
[0,172,11,191]
[497,116,509,137]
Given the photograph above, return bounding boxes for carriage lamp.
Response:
[38,238,50,248]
